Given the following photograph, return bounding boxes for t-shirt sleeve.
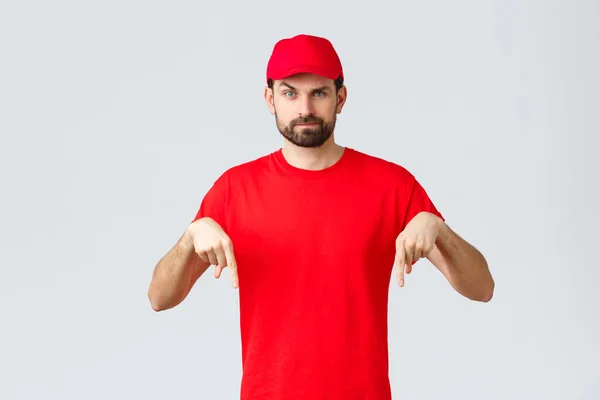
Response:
[400,175,445,232]
[190,171,229,231]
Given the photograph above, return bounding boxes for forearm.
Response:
[148,230,197,311]
[434,223,494,302]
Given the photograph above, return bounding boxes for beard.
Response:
[275,110,337,148]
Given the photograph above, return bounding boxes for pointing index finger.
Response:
[223,242,239,288]
[396,237,406,287]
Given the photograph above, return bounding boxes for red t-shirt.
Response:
[192,147,444,400]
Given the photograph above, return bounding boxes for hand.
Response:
[187,217,239,288]
[395,212,443,287]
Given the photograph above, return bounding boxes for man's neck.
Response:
[281,138,345,171]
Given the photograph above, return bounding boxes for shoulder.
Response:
[348,147,417,185]
[213,150,273,182]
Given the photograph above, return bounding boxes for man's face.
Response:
[265,73,347,148]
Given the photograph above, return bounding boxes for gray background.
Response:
[1,1,598,399]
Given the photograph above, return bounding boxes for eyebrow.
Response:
[279,82,296,91]
[278,82,331,92]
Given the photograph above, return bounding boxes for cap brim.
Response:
[269,65,341,81]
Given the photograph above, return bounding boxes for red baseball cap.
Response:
[266,34,344,84]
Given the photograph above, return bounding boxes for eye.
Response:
[314,91,325,97]
[283,91,295,98]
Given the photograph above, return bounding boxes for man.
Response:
[148,34,494,400]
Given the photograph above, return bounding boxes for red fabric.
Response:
[192,147,444,400]
[266,34,344,84]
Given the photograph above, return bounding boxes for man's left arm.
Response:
[426,216,494,302]
[394,175,494,302]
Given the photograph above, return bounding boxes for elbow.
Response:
[148,294,164,312]
[480,291,493,303]
[150,300,166,312]
[148,280,188,312]
[148,288,172,312]
[478,278,495,303]
[474,258,494,303]
[149,297,174,312]
[459,276,494,303]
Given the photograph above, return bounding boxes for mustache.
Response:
[291,116,323,126]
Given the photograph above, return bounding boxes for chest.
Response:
[227,180,400,277]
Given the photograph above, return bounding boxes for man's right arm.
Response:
[147,228,211,312]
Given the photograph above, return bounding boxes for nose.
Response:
[297,95,315,117]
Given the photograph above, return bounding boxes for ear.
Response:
[264,86,275,115]
[335,86,347,114]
